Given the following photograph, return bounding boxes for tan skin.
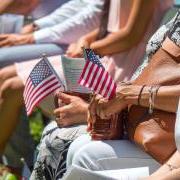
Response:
[0,0,158,151]
[66,0,157,57]
[0,0,39,15]
[53,92,88,127]
[88,84,180,179]
[0,0,40,47]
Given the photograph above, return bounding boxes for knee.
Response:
[72,142,102,171]
[0,78,24,104]
[0,65,17,85]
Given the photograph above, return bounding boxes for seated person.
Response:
[0,0,103,169]
[66,8,180,175]
[29,0,172,178]
[0,0,104,66]
[0,0,172,177]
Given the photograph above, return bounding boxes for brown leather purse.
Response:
[126,48,180,164]
[91,112,125,140]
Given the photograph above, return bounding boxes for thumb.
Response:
[58,92,73,104]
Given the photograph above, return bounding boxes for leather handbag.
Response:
[91,111,125,140]
[126,48,180,164]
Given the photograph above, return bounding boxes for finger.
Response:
[0,34,8,40]
[87,122,92,132]
[53,105,71,115]
[92,95,101,122]
[58,92,73,104]
[0,39,10,47]
[91,133,110,140]
[89,95,97,123]
[56,118,69,127]
[54,92,59,108]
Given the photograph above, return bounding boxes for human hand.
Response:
[53,92,88,127]
[66,37,90,58]
[21,23,38,34]
[87,94,124,140]
[0,33,35,47]
[88,92,127,122]
[116,83,150,104]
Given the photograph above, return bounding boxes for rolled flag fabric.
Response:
[78,48,116,99]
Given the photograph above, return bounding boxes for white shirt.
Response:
[33,0,104,44]
[30,0,69,19]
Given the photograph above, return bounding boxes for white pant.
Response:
[67,135,160,174]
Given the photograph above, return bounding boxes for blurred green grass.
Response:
[29,111,44,145]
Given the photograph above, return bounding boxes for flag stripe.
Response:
[88,65,99,88]
[27,84,60,115]
[82,61,93,86]
[24,76,56,104]
[98,72,109,95]
[93,68,104,91]
[78,61,90,84]
[91,68,103,90]
[24,78,31,96]
[104,78,113,98]
[26,78,59,110]
[26,81,60,113]
[82,63,94,87]
[101,75,111,97]
[23,58,62,115]
[78,49,116,100]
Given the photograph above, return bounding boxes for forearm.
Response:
[0,0,13,14]
[2,0,39,15]
[90,29,137,56]
[148,151,180,180]
[125,86,180,113]
[90,0,157,56]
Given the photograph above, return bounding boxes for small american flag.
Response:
[23,57,62,115]
[78,48,116,99]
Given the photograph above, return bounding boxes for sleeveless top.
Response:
[101,0,174,82]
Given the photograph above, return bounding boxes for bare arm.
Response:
[125,85,180,113]
[90,0,157,56]
[144,151,180,180]
[92,84,180,120]
[67,0,157,57]
[0,0,39,15]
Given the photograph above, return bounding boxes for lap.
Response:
[68,135,160,173]
[0,44,66,67]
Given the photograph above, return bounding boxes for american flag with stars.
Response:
[23,57,62,115]
[78,48,116,99]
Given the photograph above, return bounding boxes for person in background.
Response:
[0,0,172,175]
[67,8,180,176]
[29,0,173,178]
[0,0,104,67]
[0,0,68,19]
[0,0,104,171]
[0,0,69,169]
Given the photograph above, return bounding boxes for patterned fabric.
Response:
[30,121,87,180]
[131,10,180,80]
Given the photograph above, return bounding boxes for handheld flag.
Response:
[78,48,116,99]
[23,57,62,115]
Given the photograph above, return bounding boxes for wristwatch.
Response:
[32,22,39,31]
